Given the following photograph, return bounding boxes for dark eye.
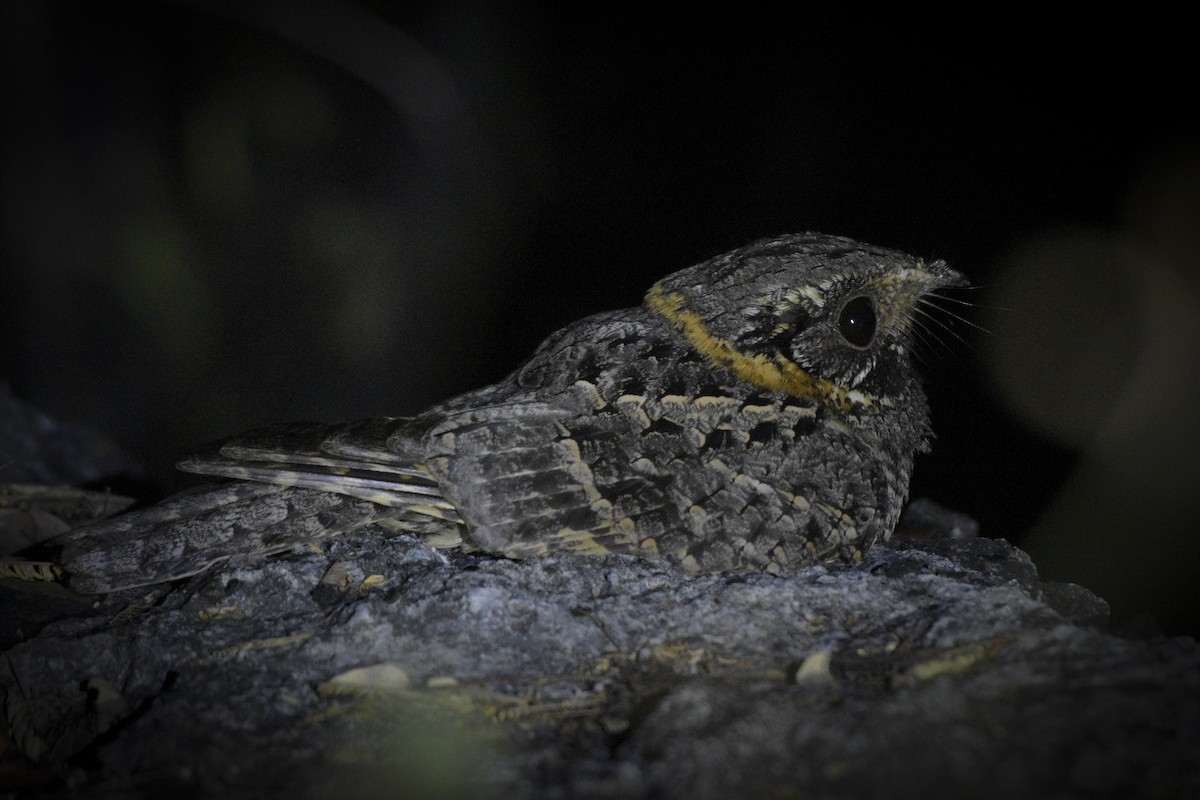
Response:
[837,296,876,348]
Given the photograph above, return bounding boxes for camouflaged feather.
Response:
[54,233,965,592]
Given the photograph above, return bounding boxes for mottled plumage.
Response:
[54,234,965,592]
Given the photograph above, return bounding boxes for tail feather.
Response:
[59,484,410,593]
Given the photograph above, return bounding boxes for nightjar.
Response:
[46,233,966,592]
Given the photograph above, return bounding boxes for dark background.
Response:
[3,3,1198,634]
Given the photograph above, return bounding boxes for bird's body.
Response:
[54,234,964,592]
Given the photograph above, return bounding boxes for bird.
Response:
[41,233,966,593]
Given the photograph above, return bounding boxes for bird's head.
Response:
[645,233,967,412]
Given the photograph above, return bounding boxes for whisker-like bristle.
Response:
[895,305,950,365]
[925,286,988,301]
[907,323,941,364]
[914,304,969,348]
[910,314,956,362]
[919,295,993,337]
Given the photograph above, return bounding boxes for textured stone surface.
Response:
[0,387,143,490]
[2,527,1198,799]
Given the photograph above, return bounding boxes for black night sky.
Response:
[3,3,1198,633]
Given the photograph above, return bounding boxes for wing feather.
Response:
[177,419,458,515]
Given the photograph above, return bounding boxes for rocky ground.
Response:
[2,519,1197,799]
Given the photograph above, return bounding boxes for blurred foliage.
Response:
[985,144,1200,633]
[1,1,542,489]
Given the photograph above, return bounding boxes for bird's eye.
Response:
[837,296,876,348]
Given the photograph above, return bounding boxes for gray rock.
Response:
[0,386,143,490]
[2,527,1197,799]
